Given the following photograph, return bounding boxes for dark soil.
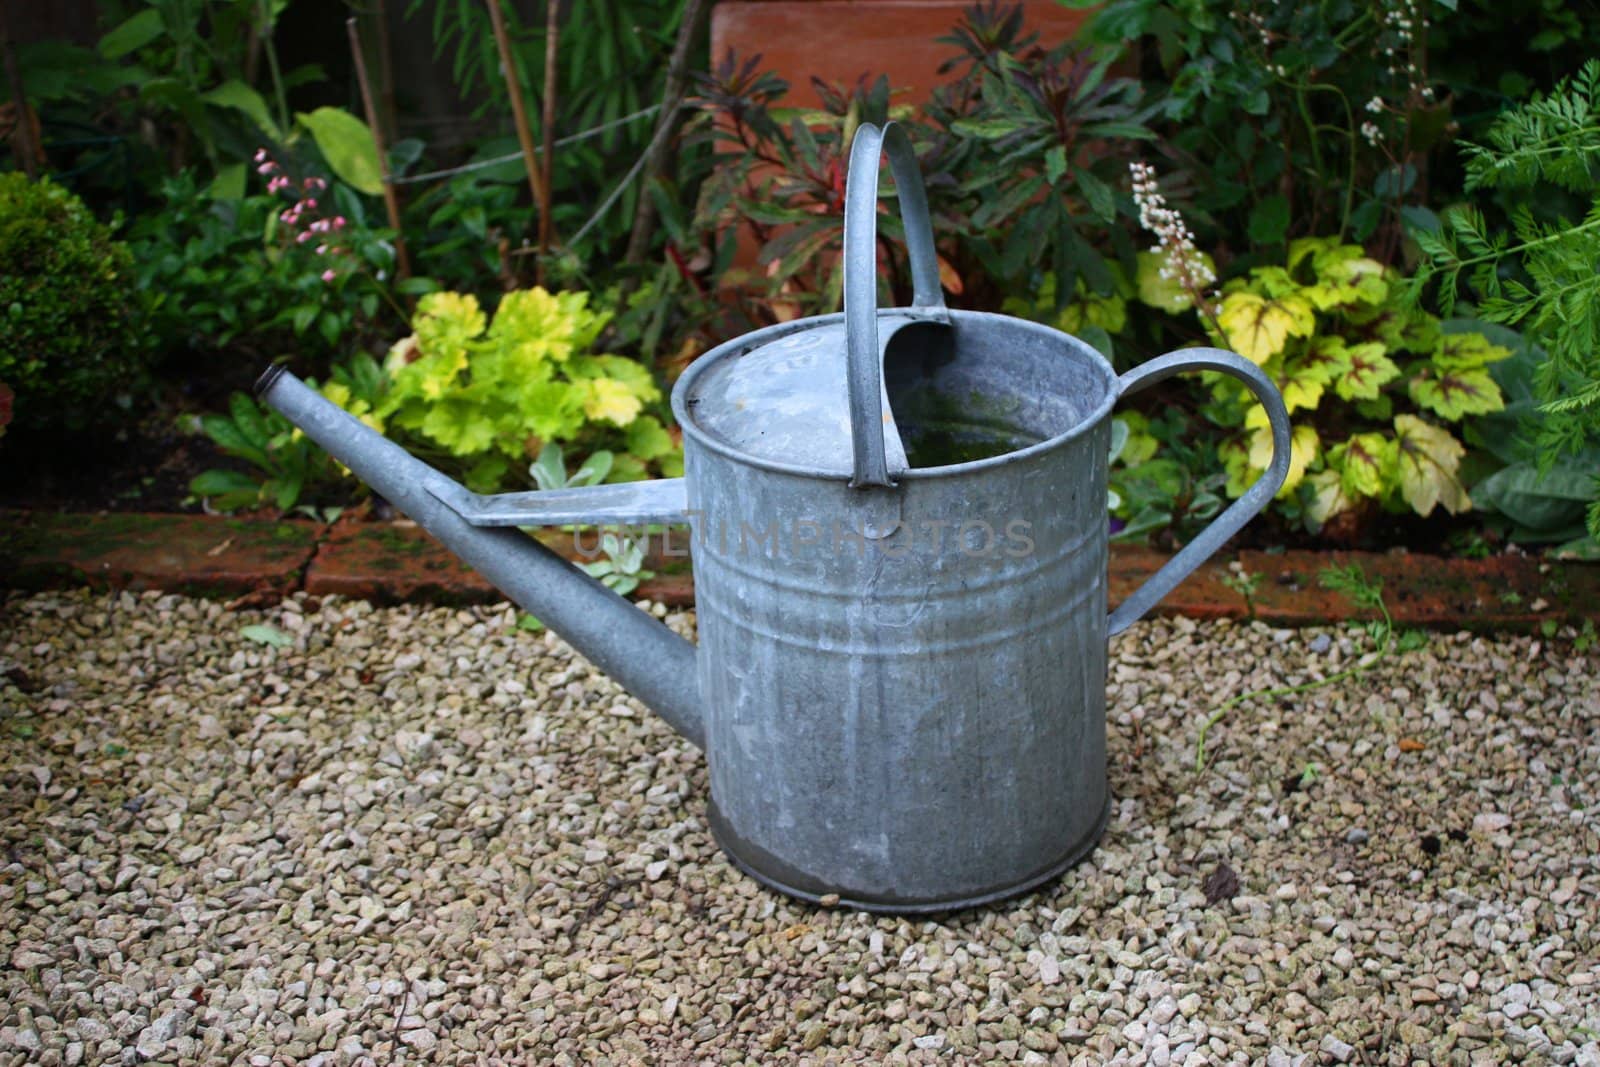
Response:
[0,415,247,513]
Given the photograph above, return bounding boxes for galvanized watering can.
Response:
[259,123,1291,912]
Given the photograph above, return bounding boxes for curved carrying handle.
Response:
[843,121,945,488]
[1108,348,1292,636]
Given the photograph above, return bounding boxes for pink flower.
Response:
[303,198,317,209]
[280,211,294,224]
[254,148,268,163]
[315,244,328,254]
[267,176,289,193]
[296,231,313,244]
[332,216,347,230]
[321,269,336,283]
[257,163,275,175]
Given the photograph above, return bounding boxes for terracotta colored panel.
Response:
[711,1,1097,108]
[0,511,319,599]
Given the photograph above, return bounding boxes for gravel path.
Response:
[0,588,1596,1066]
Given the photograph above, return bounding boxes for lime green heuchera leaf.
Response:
[1287,236,1338,273]
[1216,290,1316,364]
[1116,411,1160,466]
[519,379,586,441]
[584,378,645,427]
[1220,435,1254,498]
[1345,297,1440,354]
[624,415,675,460]
[1328,432,1395,498]
[1305,469,1354,527]
[1057,289,1128,335]
[1245,266,1302,299]
[1134,249,1216,312]
[1295,241,1388,310]
[1279,366,1324,415]
[1332,342,1401,402]
[568,355,661,403]
[1408,368,1505,420]
[419,397,499,455]
[1393,414,1469,516]
[1432,331,1511,370]
[491,288,588,363]
[1245,422,1320,498]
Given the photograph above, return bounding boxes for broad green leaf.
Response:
[206,162,246,199]
[189,468,260,499]
[99,9,164,59]
[202,80,280,139]
[1280,370,1324,414]
[200,413,271,467]
[1216,290,1314,363]
[571,450,615,486]
[297,107,384,195]
[1220,435,1255,498]
[420,398,498,454]
[1432,331,1511,370]
[1332,342,1401,401]
[1393,415,1469,516]
[624,416,674,460]
[1474,462,1593,533]
[1075,168,1117,223]
[1044,145,1067,186]
[1305,469,1354,526]
[529,442,567,490]
[1135,249,1214,312]
[951,117,1026,139]
[1248,423,1319,497]
[1409,368,1504,420]
[240,624,293,649]
[1330,433,1394,498]
[583,378,645,426]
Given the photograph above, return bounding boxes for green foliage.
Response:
[189,389,355,513]
[0,174,149,433]
[580,532,655,597]
[1456,325,1600,554]
[377,289,680,491]
[1106,410,1227,544]
[1409,61,1600,546]
[128,169,403,372]
[403,0,689,255]
[686,4,1152,328]
[89,0,308,183]
[1084,0,1450,260]
[1202,237,1509,529]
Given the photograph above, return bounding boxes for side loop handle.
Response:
[843,121,945,488]
[1107,348,1292,636]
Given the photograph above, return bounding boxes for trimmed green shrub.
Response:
[0,173,148,431]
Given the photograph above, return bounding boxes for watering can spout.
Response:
[254,366,704,749]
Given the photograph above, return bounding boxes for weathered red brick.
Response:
[0,510,318,599]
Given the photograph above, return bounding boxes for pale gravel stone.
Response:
[1,591,1597,1064]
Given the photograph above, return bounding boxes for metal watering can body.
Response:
[258,123,1291,912]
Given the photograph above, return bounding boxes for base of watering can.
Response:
[705,796,1111,915]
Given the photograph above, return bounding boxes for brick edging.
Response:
[2,510,1595,630]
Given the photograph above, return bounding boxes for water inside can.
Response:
[884,321,1041,469]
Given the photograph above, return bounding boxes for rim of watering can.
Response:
[670,308,1121,482]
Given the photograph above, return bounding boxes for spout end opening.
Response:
[254,363,289,401]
